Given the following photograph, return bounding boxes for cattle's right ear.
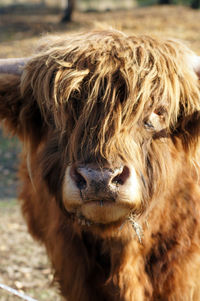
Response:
[0,73,25,137]
[0,63,45,146]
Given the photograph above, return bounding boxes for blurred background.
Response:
[0,0,200,300]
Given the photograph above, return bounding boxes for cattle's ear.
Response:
[174,55,200,148]
[0,73,44,146]
[0,74,24,136]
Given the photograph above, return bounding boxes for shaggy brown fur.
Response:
[1,29,200,301]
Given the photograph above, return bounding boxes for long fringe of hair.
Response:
[20,30,200,165]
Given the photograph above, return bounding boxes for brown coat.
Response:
[1,30,200,300]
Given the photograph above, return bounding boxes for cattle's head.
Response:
[1,30,200,230]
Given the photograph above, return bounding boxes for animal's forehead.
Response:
[54,32,191,79]
[51,33,191,115]
[27,30,200,135]
[39,30,196,82]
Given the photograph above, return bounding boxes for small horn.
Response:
[0,57,30,75]
[190,55,200,79]
[194,56,200,79]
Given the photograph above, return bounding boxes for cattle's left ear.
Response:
[174,55,200,147]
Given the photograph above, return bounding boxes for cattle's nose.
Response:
[70,165,130,193]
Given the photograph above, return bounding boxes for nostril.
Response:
[70,166,87,190]
[69,164,130,192]
[112,166,130,185]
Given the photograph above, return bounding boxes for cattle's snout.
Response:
[70,165,130,199]
[63,163,142,224]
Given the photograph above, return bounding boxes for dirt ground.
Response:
[0,4,200,300]
[0,201,60,300]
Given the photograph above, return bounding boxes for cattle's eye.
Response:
[144,110,167,132]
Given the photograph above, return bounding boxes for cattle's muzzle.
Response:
[62,163,142,225]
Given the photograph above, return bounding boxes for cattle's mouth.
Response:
[68,203,130,226]
[64,198,140,228]
[80,200,132,224]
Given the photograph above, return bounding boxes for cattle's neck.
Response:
[82,231,111,280]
